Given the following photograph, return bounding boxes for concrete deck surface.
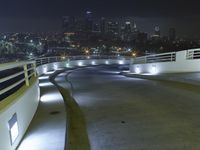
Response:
[17,66,200,150]
[17,72,66,150]
[59,66,200,150]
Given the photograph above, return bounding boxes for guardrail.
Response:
[0,55,130,101]
[186,48,200,60]
[134,52,176,64]
[0,61,37,101]
[0,54,131,150]
[36,55,130,66]
[130,48,200,74]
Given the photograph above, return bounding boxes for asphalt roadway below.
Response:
[56,65,200,150]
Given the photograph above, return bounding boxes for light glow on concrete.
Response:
[118,60,124,65]
[39,82,53,87]
[39,76,49,80]
[54,64,58,70]
[105,60,109,65]
[150,65,158,74]
[91,61,96,65]
[40,92,61,103]
[78,61,83,66]
[43,66,47,73]
[45,71,55,75]
[135,66,141,74]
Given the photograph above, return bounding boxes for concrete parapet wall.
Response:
[0,79,40,150]
[130,50,200,74]
[37,59,130,76]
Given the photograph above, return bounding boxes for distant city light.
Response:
[86,11,92,14]
[132,52,136,57]
[85,50,89,54]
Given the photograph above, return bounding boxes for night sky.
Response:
[1,0,200,38]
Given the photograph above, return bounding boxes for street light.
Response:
[132,52,136,57]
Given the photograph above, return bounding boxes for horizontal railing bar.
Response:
[0,71,24,84]
[28,72,34,78]
[27,67,34,72]
[0,78,25,95]
[0,61,35,71]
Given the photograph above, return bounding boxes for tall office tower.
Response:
[154,25,161,37]
[124,17,135,33]
[106,20,120,35]
[93,20,101,32]
[85,11,93,31]
[133,22,138,32]
[124,21,132,33]
[100,17,106,33]
[62,16,75,32]
[169,28,176,41]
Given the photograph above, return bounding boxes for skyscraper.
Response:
[100,17,106,33]
[169,28,176,41]
[62,16,75,32]
[106,20,120,35]
[154,25,160,37]
[85,11,93,31]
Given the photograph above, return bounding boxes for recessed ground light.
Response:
[8,113,19,144]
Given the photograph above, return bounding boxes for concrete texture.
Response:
[125,72,200,86]
[17,72,66,150]
[51,70,90,150]
[59,66,200,150]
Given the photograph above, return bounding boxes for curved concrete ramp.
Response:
[60,66,200,150]
[17,72,66,150]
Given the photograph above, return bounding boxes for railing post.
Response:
[171,53,173,61]
[23,64,29,86]
[32,63,37,77]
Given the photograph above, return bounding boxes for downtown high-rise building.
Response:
[62,16,76,32]
[169,28,176,41]
[85,11,93,32]
[154,25,161,37]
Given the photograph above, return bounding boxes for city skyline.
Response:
[0,0,199,38]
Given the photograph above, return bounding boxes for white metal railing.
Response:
[0,55,130,101]
[133,52,176,64]
[0,61,37,100]
[186,48,200,60]
[36,55,130,66]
